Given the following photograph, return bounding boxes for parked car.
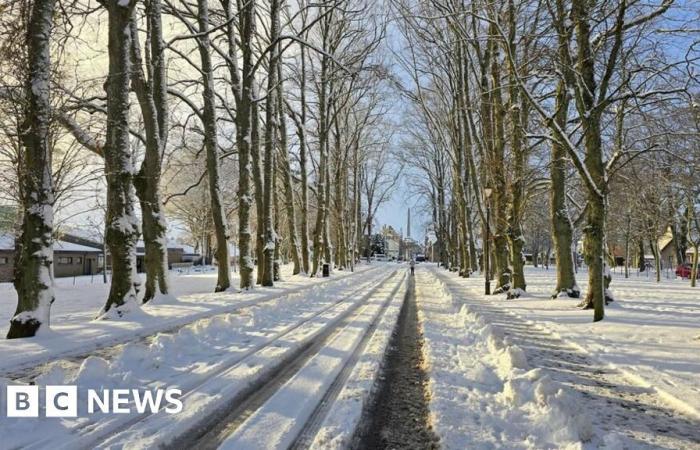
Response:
[676,263,693,278]
[415,254,426,262]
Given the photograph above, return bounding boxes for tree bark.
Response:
[277,66,301,275]
[100,0,142,316]
[8,0,56,338]
[130,5,169,303]
[228,0,254,289]
[260,0,281,287]
[197,0,230,292]
[573,0,608,321]
[549,80,579,298]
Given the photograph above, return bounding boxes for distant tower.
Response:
[407,208,411,239]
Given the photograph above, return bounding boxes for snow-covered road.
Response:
[0,264,410,449]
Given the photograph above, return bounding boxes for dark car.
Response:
[676,263,693,278]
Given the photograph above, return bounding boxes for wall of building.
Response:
[0,250,13,282]
[53,252,100,278]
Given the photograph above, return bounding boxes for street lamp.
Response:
[484,187,493,295]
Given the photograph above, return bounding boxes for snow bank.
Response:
[416,272,593,449]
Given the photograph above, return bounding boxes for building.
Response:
[126,240,202,272]
[0,233,103,283]
[380,225,401,260]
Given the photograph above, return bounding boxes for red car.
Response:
[676,263,693,278]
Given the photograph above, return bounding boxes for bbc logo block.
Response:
[6,385,78,418]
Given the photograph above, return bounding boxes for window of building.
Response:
[75,257,82,264]
[0,257,8,265]
[57,256,72,265]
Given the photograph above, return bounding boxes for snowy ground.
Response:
[420,264,700,449]
[0,263,409,449]
[1,262,698,449]
[1,266,227,337]
[440,265,700,421]
[0,264,375,372]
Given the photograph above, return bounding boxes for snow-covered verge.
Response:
[437,265,700,421]
[308,272,408,449]
[0,265,397,449]
[0,266,219,336]
[415,270,593,450]
[0,263,376,374]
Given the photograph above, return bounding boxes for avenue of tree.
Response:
[1,0,699,338]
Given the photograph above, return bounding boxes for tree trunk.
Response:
[261,0,280,287]
[311,49,329,276]
[549,82,579,298]
[277,66,301,275]
[229,0,254,289]
[691,244,698,287]
[129,8,169,303]
[573,0,608,321]
[197,0,230,292]
[251,98,265,285]
[8,0,56,338]
[100,0,142,316]
[298,44,311,274]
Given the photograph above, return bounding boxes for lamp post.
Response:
[484,187,493,295]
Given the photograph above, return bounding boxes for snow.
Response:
[218,271,406,450]
[0,264,390,448]
[309,275,407,449]
[2,260,697,448]
[72,266,398,449]
[0,264,373,370]
[415,269,593,449]
[0,233,101,252]
[424,264,700,448]
[480,266,700,421]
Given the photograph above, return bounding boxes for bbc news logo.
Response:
[4,385,183,417]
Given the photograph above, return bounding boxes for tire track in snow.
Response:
[187,270,406,450]
[10,267,394,450]
[4,265,380,382]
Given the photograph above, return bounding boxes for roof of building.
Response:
[658,229,674,252]
[0,233,102,253]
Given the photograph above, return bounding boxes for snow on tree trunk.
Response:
[197,0,230,292]
[277,72,301,275]
[8,0,56,338]
[261,0,280,287]
[129,10,170,303]
[572,0,609,322]
[251,98,266,286]
[549,81,579,298]
[232,0,256,290]
[311,52,329,277]
[504,5,528,300]
[100,0,142,318]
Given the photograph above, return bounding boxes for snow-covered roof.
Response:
[135,239,199,255]
[54,240,102,253]
[0,234,102,253]
[0,234,13,250]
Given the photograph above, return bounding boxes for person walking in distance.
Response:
[410,257,415,276]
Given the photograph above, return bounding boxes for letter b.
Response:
[7,385,39,417]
